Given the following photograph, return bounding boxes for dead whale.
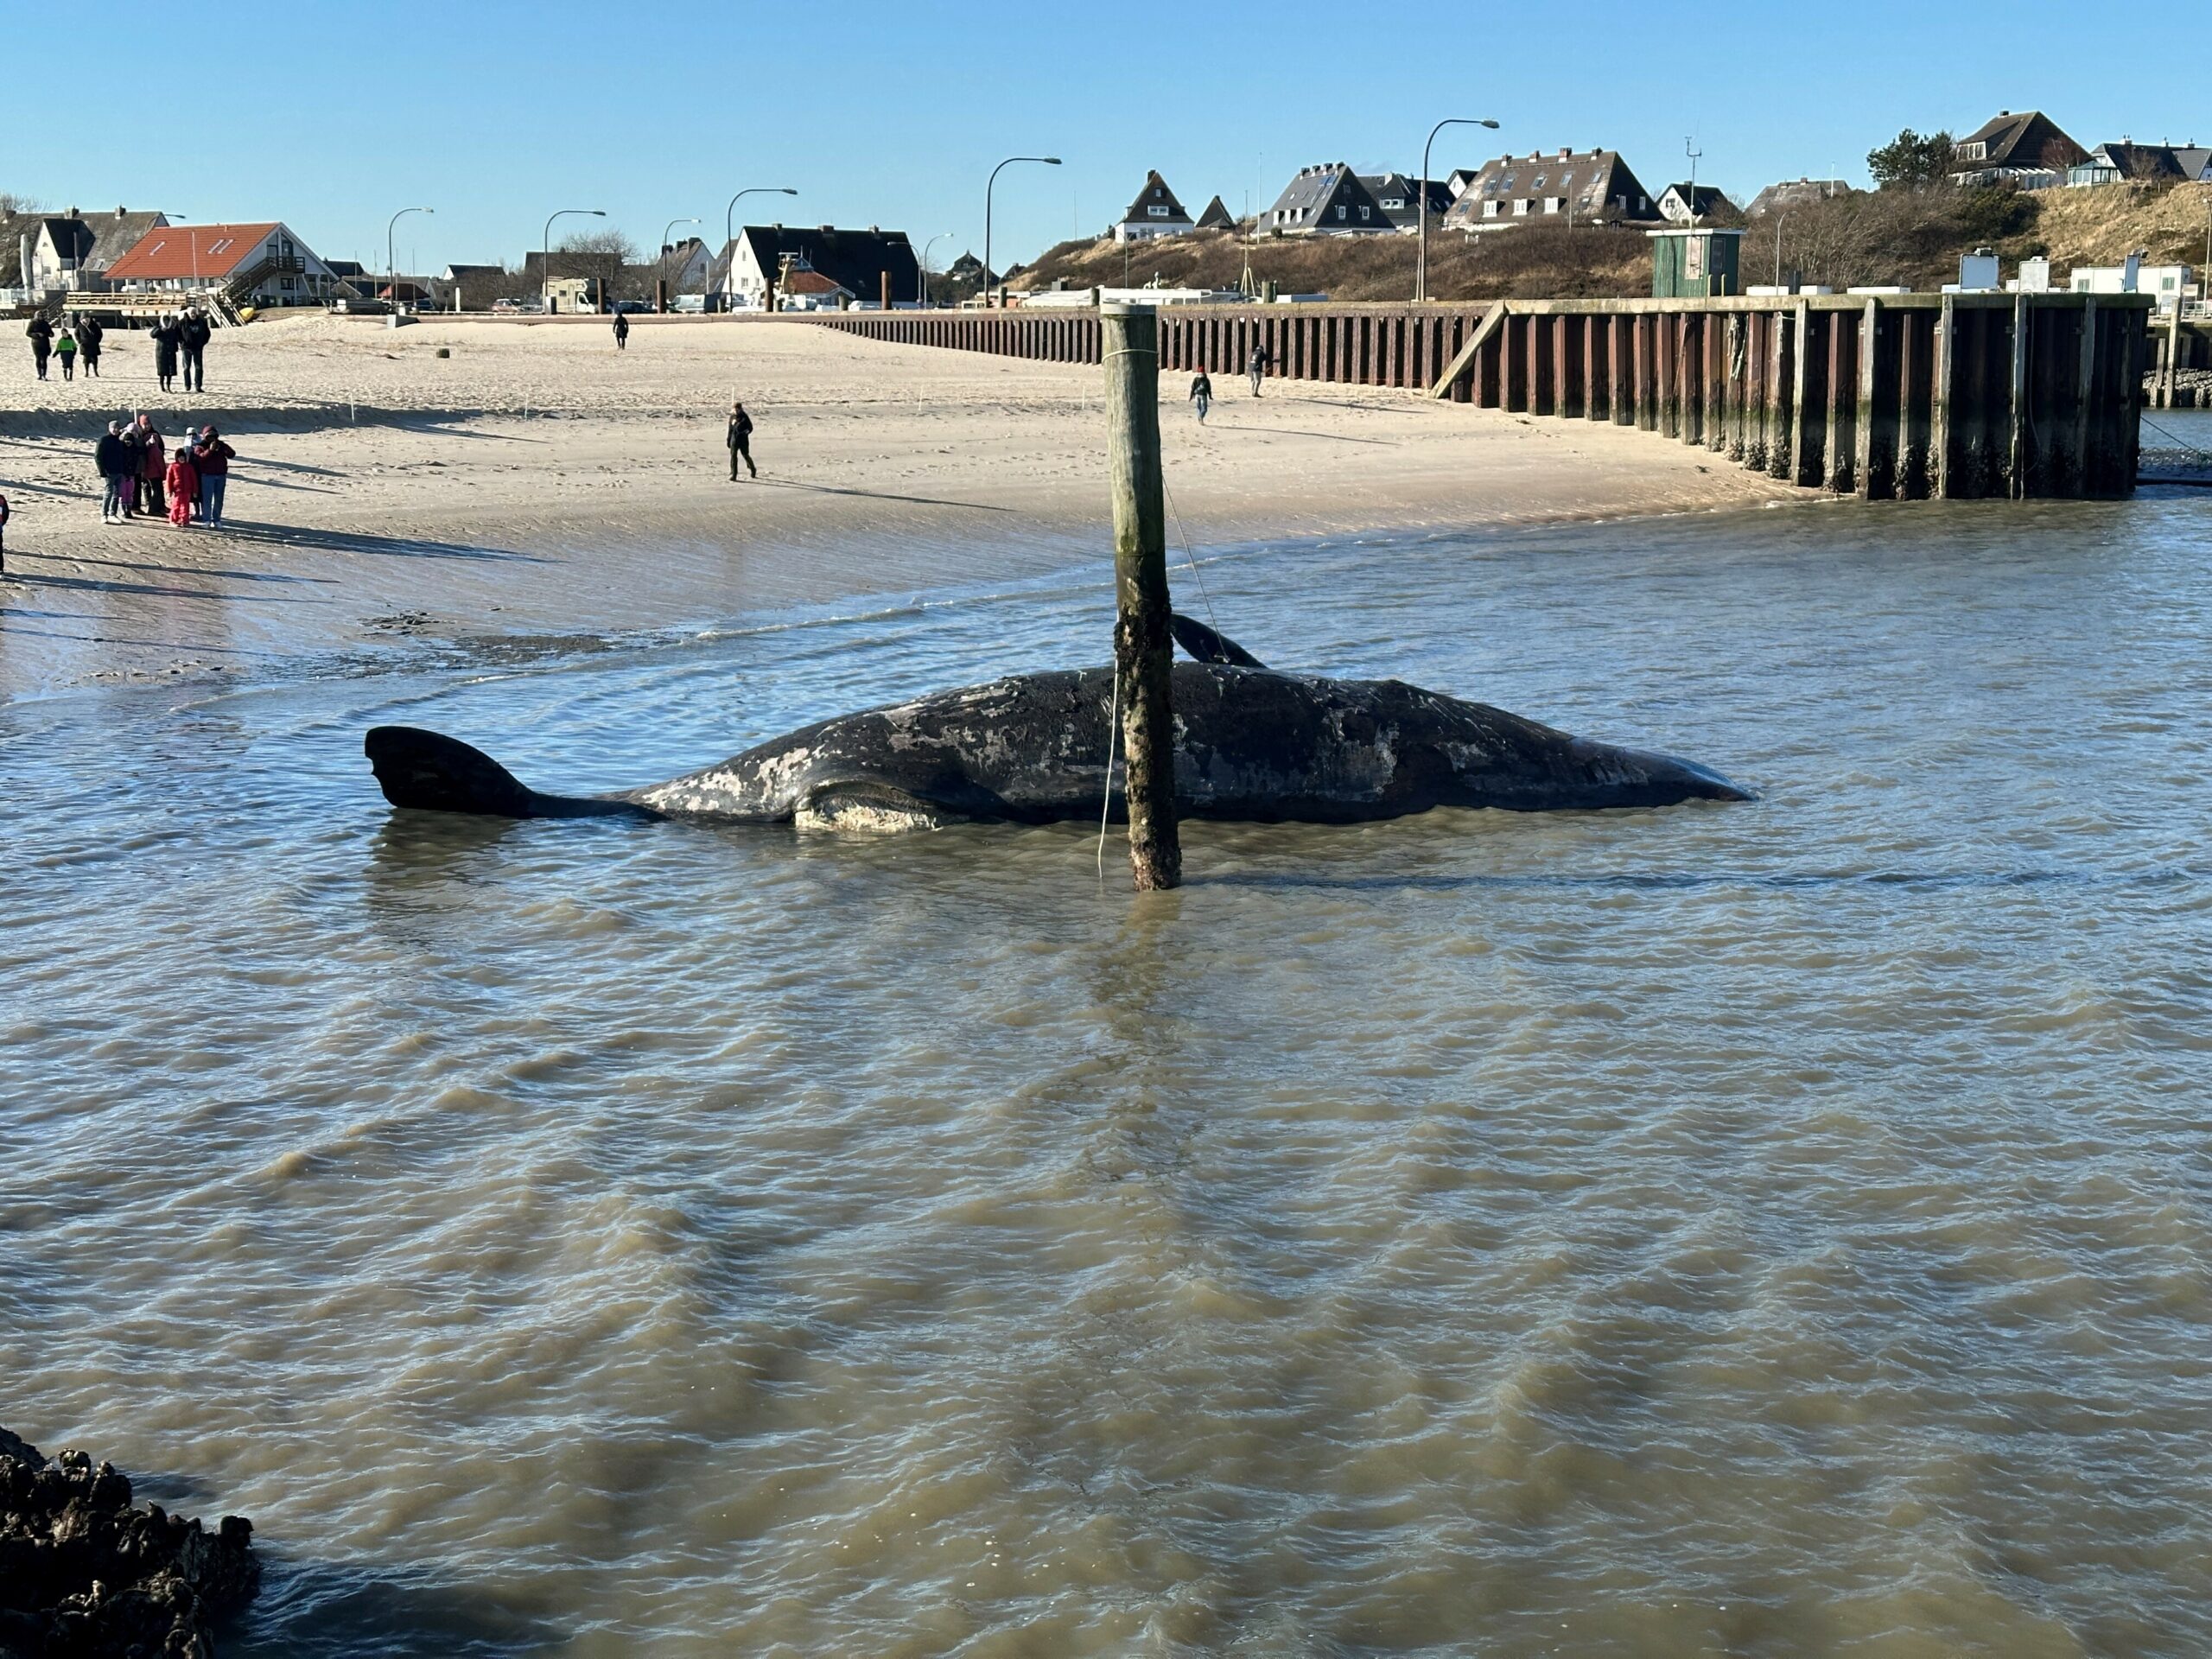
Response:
[365,632,1750,831]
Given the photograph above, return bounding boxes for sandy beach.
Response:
[0,311,1799,696]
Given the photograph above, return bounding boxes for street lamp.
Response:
[1417,118,1498,304]
[920,231,954,308]
[985,156,1060,308]
[542,208,607,313]
[387,207,432,311]
[724,188,798,310]
[659,216,701,312]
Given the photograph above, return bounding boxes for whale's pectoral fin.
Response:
[794,779,957,834]
[1170,613,1268,670]
[365,726,656,821]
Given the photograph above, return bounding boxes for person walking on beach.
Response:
[1189,369,1213,424]
[151,315,181,393]
[28,314,53,380]
[135,415,166,517]
[193,425,234,527]
[727,400,755,480]
[1247,343,1269,397]
[180,308,212,391]
[0,487,10,575]
[165,442,199,529]
[76,315,103,378]
[613,310,630,352]
[54,326,78,381]
[96,420,132,524]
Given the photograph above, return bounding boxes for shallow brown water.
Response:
[4,480,2212,1655]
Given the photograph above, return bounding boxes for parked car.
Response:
[492,297,535,315]
[611,300,651,315]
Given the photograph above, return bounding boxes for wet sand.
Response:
[0,312,1797,696]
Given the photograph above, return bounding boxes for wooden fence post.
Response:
[1101,304,1181,892]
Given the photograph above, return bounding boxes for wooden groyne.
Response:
[1432,296,2152,499]
[810,292,2155,499]
[807,303,1494,396]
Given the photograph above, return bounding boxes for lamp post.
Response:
[920,231,954,308]
[985,155,1060,308]
[723,187,798,310]
[1684,137,1704,227]
[659,216,701,312]
[542,207,607,313]
[1417,117,1498,304]
[387,207,432,311]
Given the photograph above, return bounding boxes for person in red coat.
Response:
[137,416,167,517]
[166,448,199,528]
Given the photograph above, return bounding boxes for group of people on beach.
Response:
[92,416,234,529]
[1186,345,1272,425]
[25,308,211,391]
[25,313,105,380]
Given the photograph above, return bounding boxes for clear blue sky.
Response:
[7,0,2187,276]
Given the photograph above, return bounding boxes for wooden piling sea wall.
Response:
[804,303,1497,398]
[807,293,2155,499]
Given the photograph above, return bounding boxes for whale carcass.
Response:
[365,633,1750,831]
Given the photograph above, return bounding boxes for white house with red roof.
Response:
[104,221,348,307]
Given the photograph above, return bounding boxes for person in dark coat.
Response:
[727,400,755,480]
[1189,370,1213,423]
[180,308,212,391]
[151,316,182,392]
[192,424,235,527]
[27,315,53,380]
[118,419,144,518]
[0,487,11,575]
[613,310,630,351]
[1247,344,1269,397]
[76,315,104,377]
[96,420,132,524]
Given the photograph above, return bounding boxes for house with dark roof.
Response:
[2067,140,2212,188]
[1950,111,2085,188]
[1195,195,1235,232]
[1743,177,1854,217]
[1442,149,1659,233]
[709,224,919,310]
[105,221,345,306]
[1263,165,1391,235]
[1444,168,1484,200]
[1357,173,1454,233]
[1113,173,1196,244]
[25,208,170,290]
[1656,183,1735,225]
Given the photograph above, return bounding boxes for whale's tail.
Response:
[365,726,654,820]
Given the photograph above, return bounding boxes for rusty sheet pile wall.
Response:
[810,293,2152,500]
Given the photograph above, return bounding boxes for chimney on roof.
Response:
[1559,148,1571,159]
[819,224,833,233]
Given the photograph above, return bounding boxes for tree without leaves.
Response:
[1867,130,1957,192]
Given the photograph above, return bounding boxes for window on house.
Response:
[1147,206,1170,217]
[1358,207,1370,220]
[1961,142,1987,161]
[1513,200,1530,216]
[1483,201,1500,219]
[1534,175,1546,188]
[1336,205,1347,220]
[1382,197,1403,209]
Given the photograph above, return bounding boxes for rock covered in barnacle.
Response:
[0,1427,258,1657]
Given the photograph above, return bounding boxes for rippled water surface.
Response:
[5,476,2212,1656]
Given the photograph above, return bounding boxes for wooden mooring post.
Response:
[1101,303,1181,891]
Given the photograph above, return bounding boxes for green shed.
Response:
[1648,227,1744,299]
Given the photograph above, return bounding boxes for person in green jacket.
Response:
[54,327,77,381]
